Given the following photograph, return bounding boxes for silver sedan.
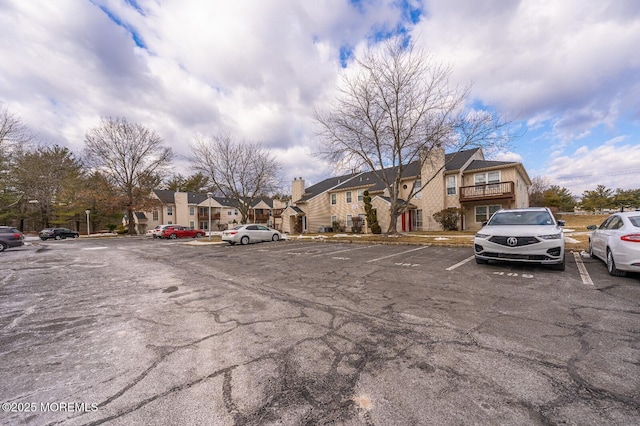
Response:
[222,224,281,245]
[589,211,640,276]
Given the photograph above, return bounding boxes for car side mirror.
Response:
[586,225,597,230]
[557,220,565,227]
[481,221,488,226]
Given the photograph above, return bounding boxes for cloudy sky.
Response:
[1,0,639,196]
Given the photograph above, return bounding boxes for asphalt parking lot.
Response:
[1,237,639,425]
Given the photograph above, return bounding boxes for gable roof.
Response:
[297,172,360,202]
[444,148,482,171]
[464,159,518,171]
[153,189,175,204]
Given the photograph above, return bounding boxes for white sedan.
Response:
[222,224,281,245]
[589,211,640,276]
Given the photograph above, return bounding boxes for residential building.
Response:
[281,148,531,233]
[127,190,287,234]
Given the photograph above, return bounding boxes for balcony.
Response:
[459,181,515,203]
[198,213,221,221]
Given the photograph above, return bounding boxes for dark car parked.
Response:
[0,226,25,252]
[39,228,80,241]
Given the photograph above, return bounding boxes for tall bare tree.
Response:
[84,117,173,234]
[315,37,514,234]
[190,134,281,224]
[0,107,35,225]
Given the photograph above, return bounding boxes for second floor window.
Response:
[346,191,352,203]
[413,179,422,199]
[446,175,457,195]
[331,193,337,205]
[152,210,159,221]
[475,171,500,185]
[357,189,364,202]
[167,206,173,216]
[189,206,195,216]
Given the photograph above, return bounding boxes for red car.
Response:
[160,225,206,239]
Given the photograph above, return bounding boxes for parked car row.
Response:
[474,207,640,277]
[147,225,206,239]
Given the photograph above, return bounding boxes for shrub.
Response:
[105,223,117,233]
[363,190,382,234]
[351,216,363,234]
[332,220,346,233]
[433,208,463,231]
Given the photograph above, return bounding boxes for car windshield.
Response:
[488,211,554,226]
[629,216,640,227]
[232,226,243,230]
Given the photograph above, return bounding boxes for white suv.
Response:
[474,207,566,271]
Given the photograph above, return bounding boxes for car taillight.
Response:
[229,231,237,235]
[13,233,22,239]
[621,234,640,242]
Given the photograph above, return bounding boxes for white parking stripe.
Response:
[446,255,475,271]
[311,245,369,258]
[366,246,428,263]
[573,251,594,286]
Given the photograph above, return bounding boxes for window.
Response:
[413,180,422,199]
[152,210,159,221]
[413,210,423,229]
[357,189,364,202]
[475,205,501,222]
[446,175,457,195]
[346,191,352,203]
[475,171,500,185]
[200,221,208,230]
[346,215,353,227]
[189,221,195,229]
[331,193,337,205]
[167,206,173,216]
[331,215,337,224]
[228,210,232,216]
[189,206,195,216]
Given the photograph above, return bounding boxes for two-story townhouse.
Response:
[132,191,286,234]
[283,148,531,233]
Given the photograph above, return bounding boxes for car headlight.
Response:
[475,233,490,239]
[538,233,561,240]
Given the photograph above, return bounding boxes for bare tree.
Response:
[0,107,35,225]
[315,37,514,234]
[0,106,33,150]
[190,134,281,224]
[84,117,173,234]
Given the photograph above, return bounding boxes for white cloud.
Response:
[544,136,640,195]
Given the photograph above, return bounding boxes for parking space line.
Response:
[573,252,594,286]
[366,246,428,263]
[311,245,369,258]
[446,255,475,271]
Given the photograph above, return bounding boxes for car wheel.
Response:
[195,233,203,238]
[272,234,279,242]
[55,235,61,240]
[40,237,47,241]
[240,236,249,245]
[73,234,79,238]
[588,239,596,260]
[0,242,6,252]
[475,256,488,264]
[606,249,626,277]
[169,233,177,239]
[550,258,565,271]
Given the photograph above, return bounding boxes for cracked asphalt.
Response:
[0,236,639,425]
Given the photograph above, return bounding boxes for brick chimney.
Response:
[291,177,305,204]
